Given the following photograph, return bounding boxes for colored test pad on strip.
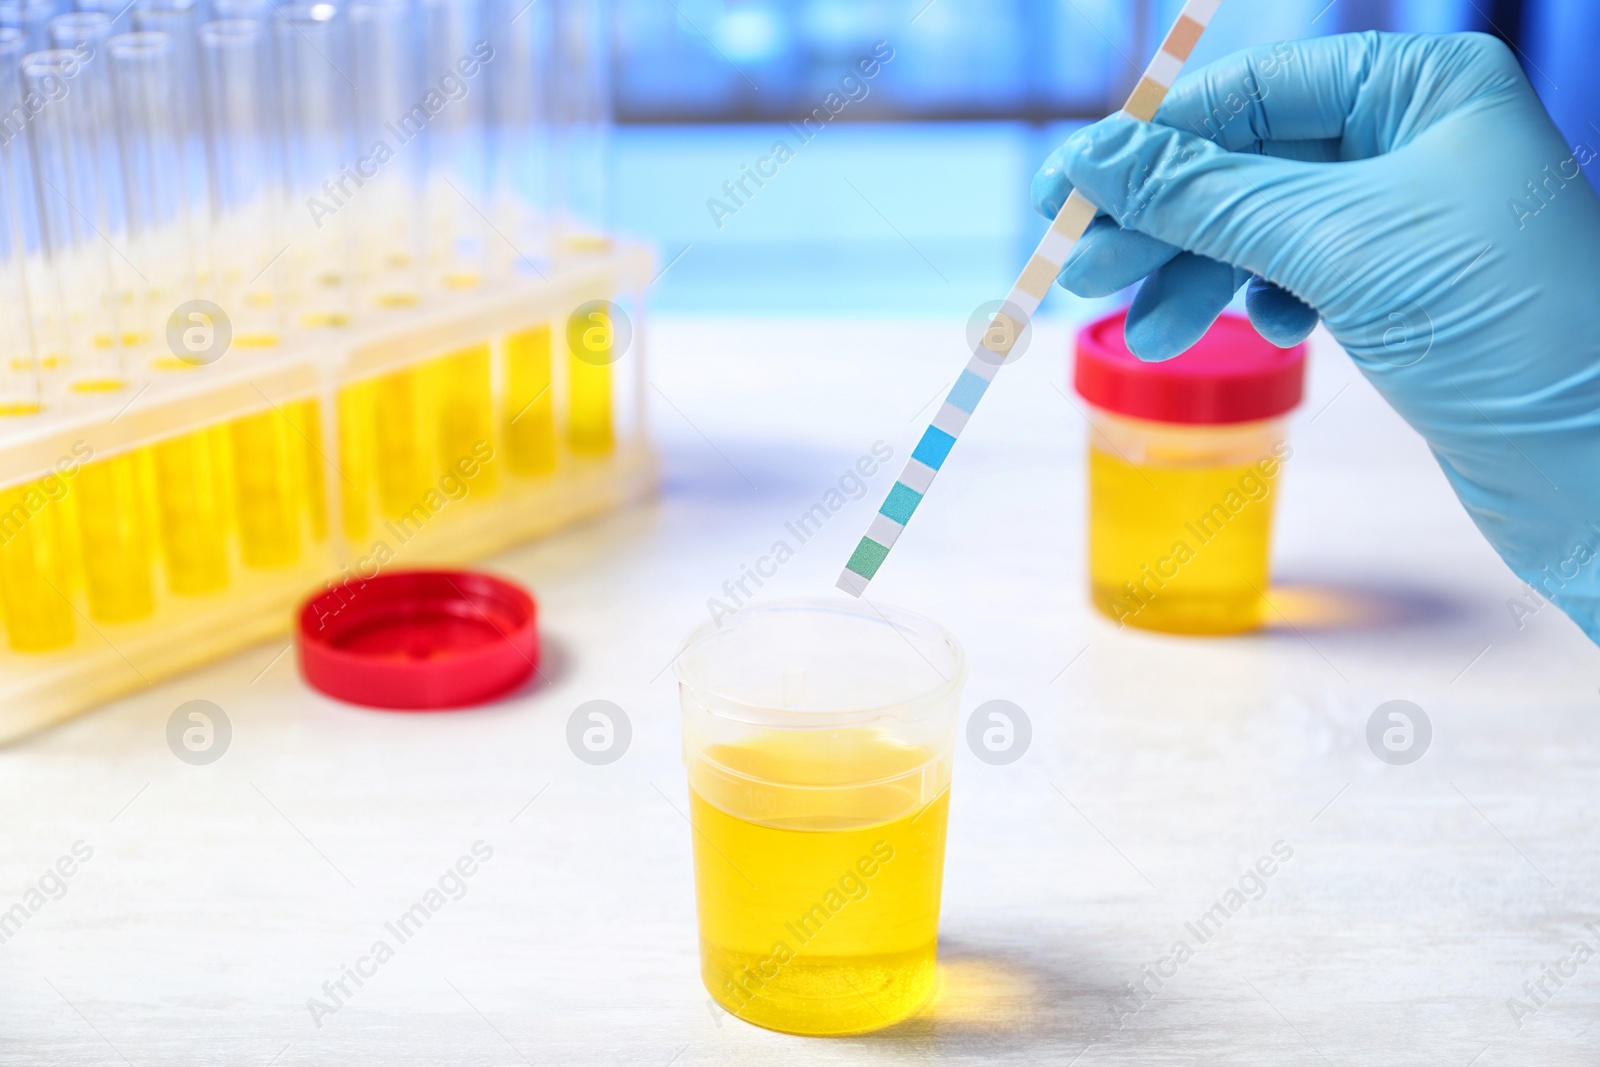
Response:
[837,0,1223,597]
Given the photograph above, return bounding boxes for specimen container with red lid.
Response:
[1073,310,1308,635]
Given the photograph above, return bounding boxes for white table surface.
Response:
[4,316,1598,1066]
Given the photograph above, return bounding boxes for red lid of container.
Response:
[1073,310,1307,425]
[297,569,539,710]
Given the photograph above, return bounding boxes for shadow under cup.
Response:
[675,598,965,1036]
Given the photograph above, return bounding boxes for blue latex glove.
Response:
[1032,32,1600,645]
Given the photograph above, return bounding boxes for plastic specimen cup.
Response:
[1074,311,1307,635]
[675,598,965,1035]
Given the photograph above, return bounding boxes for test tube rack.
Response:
[0,241,656,743]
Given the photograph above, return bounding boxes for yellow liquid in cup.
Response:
[1088,444,1277,634]
[690,732,949,1035]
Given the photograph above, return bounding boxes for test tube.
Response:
[24,46,128,391]
[199,18,302,569]
[549,0,611,246]
[45,14,156,621]
[486,0,549,267]
[0,477,75,650]
[197,19,282,345]
[69,0,131,36]
[550,0,613,455]
[109,30,193,356]
[72,448,154,622]
[340,0,425,529]
[2,0,58,54]
[369,364,434,520]
[150,425,229,593]
[275,2,351,327]
[347,0,421,307]
[502,324,554,475]
[565,300,612,456]
[111,30,228,597]
[0,34,71,647]
[430,341,496,495]
[0,28,42,416]
[418,0,497,493]
[134,0,208,276]
[50,11,137,346]
[210,0,269,18]
[420,0,490,290]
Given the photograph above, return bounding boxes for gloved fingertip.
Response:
[1057,120,1140,177]
[1030,145,1074,219]
[1056,227,1109,297]
[1123,251,1241,362]
[1058,257,1129,299]
[1122,311,1188,363]
[1245,278,1320,348]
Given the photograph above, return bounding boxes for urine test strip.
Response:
[837,0,1222,597]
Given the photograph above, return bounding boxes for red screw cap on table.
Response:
[297,569,539,709]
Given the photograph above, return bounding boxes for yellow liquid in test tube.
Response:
[231,411,302,568]
[690,732,948,1035]
[504,325,556,475]
[1088,445,1275,634]
[429,343,496,492]
[152,429,230,595]
[372,368,435,520]
[337,379,377,542]
[0,481,76,651]
[75,452,155,623]
[286,399,328,543]
[566,310,613,457]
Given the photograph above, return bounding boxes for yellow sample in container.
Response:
[565,303,614,457]
[231,409,301,569]
[0,479,76,651]
[504,325,556,476]
[690,733,949,1035]
[151,428,230,596]
[285,399,328,544]
[371,367,434,520]
[676,599,964,1036]
[1074,311,1306,635]
[430,342,496,493]
[336,379,378,543]
[76,452,155,623]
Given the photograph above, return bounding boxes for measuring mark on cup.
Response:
[966,700,1031,765]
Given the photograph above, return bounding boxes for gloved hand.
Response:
[1032,32,1600,645]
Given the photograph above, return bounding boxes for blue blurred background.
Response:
[607,0,1600,315]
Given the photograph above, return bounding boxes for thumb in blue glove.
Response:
[1032,32,1600,644]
